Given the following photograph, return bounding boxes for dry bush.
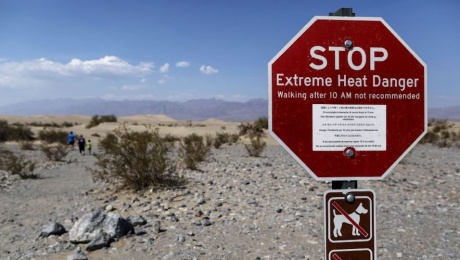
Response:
[0,149,38,179]
[20,141,35,151]
[0,121,34,142]
[86,114,117,129]
[254,116,268,130]
[179,133,211,170]
[40,143,69,161]
[245,136,266,157]
[93,125,179,190]
[421,119,460,148]
[213,132,229,149]
[238,120,265,139]
[38,128,68,144]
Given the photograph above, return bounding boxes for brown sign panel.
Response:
[325,189,376,260]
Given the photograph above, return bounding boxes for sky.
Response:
[0,0,459,108]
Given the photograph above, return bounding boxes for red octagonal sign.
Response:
[268,16,427,180]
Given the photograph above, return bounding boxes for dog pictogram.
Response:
[333,202,368,237]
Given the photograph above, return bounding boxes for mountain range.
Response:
[0,98,458,122]
[0,98,268,122]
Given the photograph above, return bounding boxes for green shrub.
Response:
[0,149,38,179]
[179,133,211,170]
[245,136,266,157]
[254,116,268,130]
[93,125,178,190]
[40,143,69,161]
[38,128,68,144]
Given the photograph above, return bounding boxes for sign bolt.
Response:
[344,147,355,159]
[344,40,353,49]
[345,192,355,203]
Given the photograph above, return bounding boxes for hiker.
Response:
[67,131,75,149]
[86,139,92,155]
[78,135,86,155]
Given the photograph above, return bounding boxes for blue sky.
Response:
[0,0,459,107]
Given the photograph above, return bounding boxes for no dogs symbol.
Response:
[324,189,376,260]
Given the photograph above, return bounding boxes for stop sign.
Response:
[268,16,427,180]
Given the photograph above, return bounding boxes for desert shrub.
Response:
[213,132,229,149]
[205,134,213,147]
[0,120,9,142]
[0,121,34,142]
[40,143,69,161]
[8,124,35,141]
[230,133,240,144]
[38,128,68,144]
[61,121,74,127]
[86,114,117,129]
[238,122,264,138]
[19,141,35,150]
[254,116,269,130]
[93,125,178,190]
[244,136,266,157]
[0,149,38,179]
[163,133,180,143]
[179,133,211,170]
[99,115,117,123]
[421,119,460,148]
[86,115,100,129]
[420,131,439,144]
[91,133,101,137]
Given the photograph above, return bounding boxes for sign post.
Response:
[268,7,427,260]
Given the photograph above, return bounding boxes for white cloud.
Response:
[0,56,154,89]
[160,63,170,73]
[158,75,170,85]
[122,84,145,91]
[102,93,157,101]
[176,61,190,68]
[200,65,218,75]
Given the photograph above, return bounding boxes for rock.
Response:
[202,218,212,226]
[86,232,112,252]
[69,210,134,243]
[67,248,88,260]
[127,215,147,227]
[39,221,66,237]
[105,204,115,212]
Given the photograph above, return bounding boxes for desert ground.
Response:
[0,115,459,260]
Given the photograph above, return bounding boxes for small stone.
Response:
[40,222,66,237]
[67,249,88,260]
[177,235,185,243]
[202,218,212,226]
[127,215,147,227]
[105,204,115,212]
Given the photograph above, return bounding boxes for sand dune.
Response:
[0,114,277,145]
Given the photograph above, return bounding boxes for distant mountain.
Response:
[428,105,460,122]
[0,98,268,122]
[1,98,458,122]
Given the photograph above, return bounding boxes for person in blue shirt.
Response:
[67,131,75,149]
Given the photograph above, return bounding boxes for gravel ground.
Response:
[0,142,459,260]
